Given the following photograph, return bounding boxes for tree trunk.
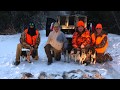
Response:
[111,11,120,31]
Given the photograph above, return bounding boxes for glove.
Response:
[33,45,38,49]
[81,44,85,48]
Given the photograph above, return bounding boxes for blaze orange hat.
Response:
[96,23,102,29]
[77,20,85,28]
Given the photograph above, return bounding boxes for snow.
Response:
[0,30,120,79]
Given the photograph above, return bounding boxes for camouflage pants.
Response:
[15,43,39,61]
[96,53,113,63]
[44,44,61,63]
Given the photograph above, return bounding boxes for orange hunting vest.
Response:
[24,29,39,46]
[91,33,108,53]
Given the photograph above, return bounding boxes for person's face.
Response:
[54,26,60,32]
[30,25,34,28]
[29,23,34,28]
[96,28,102,35]
[78,26,84,32]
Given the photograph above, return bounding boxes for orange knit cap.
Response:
[77,20,85,28]
[96,23,102,29]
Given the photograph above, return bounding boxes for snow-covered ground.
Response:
[0,30,120,79]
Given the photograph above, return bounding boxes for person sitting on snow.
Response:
[44,22,68,65]
[14,22,40,66]
[91,23,113,63]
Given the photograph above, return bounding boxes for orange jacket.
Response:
[91,31,108,53]
[72,30,91,48]
[24,29,39,46]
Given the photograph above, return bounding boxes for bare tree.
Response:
[111,11,120,31]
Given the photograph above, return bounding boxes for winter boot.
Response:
[104,53,113,61]
[48,61,53,65]
[14,61,20,66]
[48,62,51,65]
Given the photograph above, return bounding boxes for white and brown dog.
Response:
[69,48,80,62]
[69,48,87,64]
[21,48,31,63]
[79,48,87,64]
[69,47,96,65]
[87,47,97,64]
